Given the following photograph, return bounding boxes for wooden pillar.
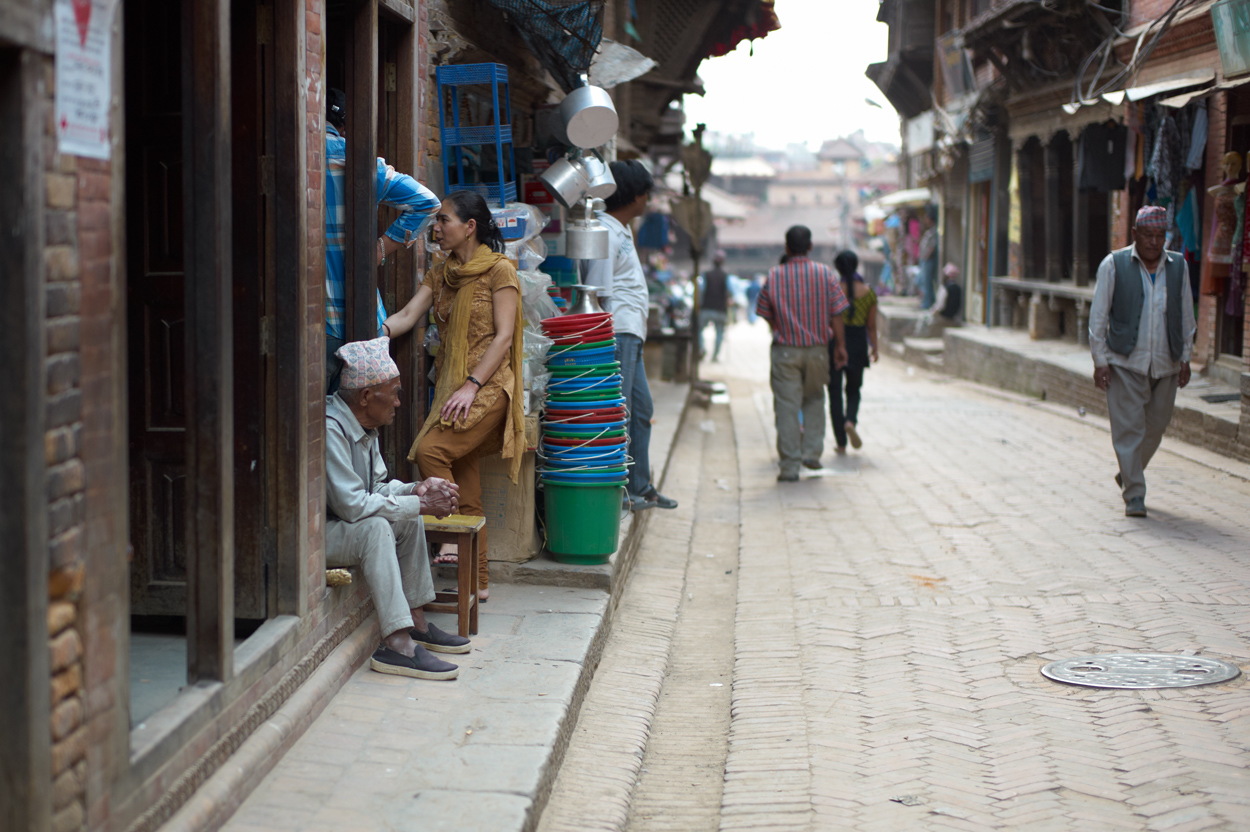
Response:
[1073,184,1091,286]
[273,0,309,617]
[183,0,234,683]
[0,47,52,832]
[1017,143,1037,279]
[392,8,419,465]
[1044,136,1064,283]
[347,0,379,341]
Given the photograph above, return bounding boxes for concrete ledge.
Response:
[941,326,1248,463]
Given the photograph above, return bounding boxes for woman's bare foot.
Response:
[477,587,489,602]
[431,551,458,565]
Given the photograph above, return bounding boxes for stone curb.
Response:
[159,611,381,830]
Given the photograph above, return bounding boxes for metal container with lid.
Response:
[557,84,619,150]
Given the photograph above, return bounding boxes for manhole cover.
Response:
[1041,654,1241,689]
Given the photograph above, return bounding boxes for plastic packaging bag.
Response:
[422,323,441,357]
[518,267,560,326]
[522,326,555,365]
[529,369,551,401]
[507,236,548,271]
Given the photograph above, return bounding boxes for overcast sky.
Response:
[682,0,901,151]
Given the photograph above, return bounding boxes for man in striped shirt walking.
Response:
[756,226,849,481]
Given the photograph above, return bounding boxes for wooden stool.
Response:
[422,514,485,637]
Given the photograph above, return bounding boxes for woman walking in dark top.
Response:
[829,250,878,453]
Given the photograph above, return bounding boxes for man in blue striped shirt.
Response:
[324,88,440,391]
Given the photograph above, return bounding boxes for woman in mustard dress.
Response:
[829,250,878,452]
[385,191,525,600]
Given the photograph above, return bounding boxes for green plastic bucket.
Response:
[544,480,623,563]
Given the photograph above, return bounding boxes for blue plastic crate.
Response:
[441,125,514,148]
[448,181,517,205]
[436,63,509,86]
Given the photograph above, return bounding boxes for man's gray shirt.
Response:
[325,394,423,523]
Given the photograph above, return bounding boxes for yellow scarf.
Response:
[409,244,526,484]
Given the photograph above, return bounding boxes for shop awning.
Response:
[1122,68,1215,102]
[873,187,932,208]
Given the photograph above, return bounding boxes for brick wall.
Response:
[41,52,90,832]
[1128,0,1183,29]
[306,0,327,610]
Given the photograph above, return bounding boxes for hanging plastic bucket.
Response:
[541,311,610,332]
[546,345,617,367]
[540,470,628,484]
[548,361,621,377]
[541,407,627,424]
[543,434,628,448]
[543,426,626,440]
[550,374,624,394]
[541,448,628,465]
[543,480,624,563]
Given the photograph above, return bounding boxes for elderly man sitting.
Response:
[327,337,470,680]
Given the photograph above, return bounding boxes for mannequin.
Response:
[1207,151,1243,266]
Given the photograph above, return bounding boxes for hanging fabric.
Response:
[1185,101,1207,171]
[1148,112,1181,204]
[1078,122,1127,192]
[1176,185,1200,254]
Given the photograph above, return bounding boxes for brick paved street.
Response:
[544,321,1250,832]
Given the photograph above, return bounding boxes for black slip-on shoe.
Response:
[802,458,822,470]
[1115,472,1123,489]
[370,645,458,680]
[411,622,471,654]
[1125,497,1147,518]
[777,471,799,482]
[626,492,655,512]
[640,486,678,510]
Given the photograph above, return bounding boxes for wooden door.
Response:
[126,0,270,619]
[126,0,188,616]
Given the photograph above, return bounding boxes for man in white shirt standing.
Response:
[585,160,677,511]
[1089,205,1196,518]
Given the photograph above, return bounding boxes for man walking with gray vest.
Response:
[1089,205,1195,518]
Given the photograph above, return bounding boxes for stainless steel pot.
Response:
[565,198,610,260]
[557,85,619,149]
[566,285,605,316]
[582,154,617,200]
[538,156,591,209]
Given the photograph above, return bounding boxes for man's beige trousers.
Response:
[770,344,830,476]
[326,516,435,637]
[1106,364,1179,504]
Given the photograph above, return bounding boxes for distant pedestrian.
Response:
[828,251,878,453]
[1090,205,1195,518]
[918,209,938,309]
[745,274,763,323]
[757,225,849,481]
[914,263,963,337]
[700,249,731,361]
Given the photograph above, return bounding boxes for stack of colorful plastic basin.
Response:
[538,312,626,563]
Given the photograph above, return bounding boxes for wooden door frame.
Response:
[346,0,379,342]
[117,0,315,806]
[182,0,236,683]
[376,6,419,472]
[272,0,310,617]
[0,44,52,832]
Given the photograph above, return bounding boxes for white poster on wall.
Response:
[55,0,118,160]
